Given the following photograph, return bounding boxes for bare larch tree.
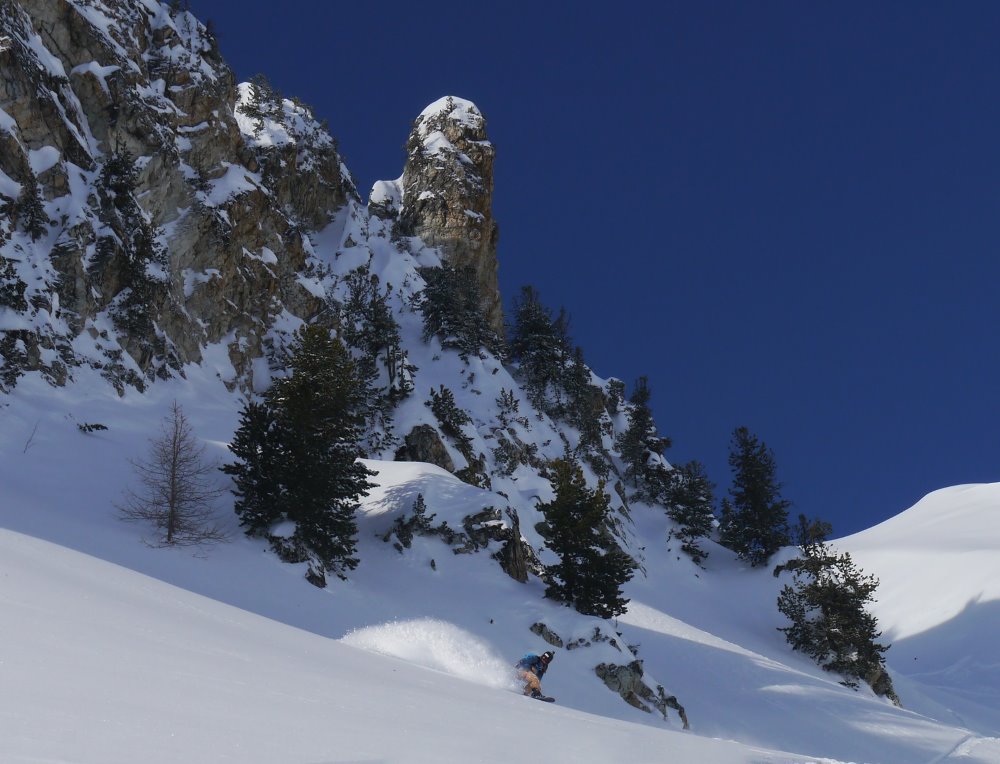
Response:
[118,401,227,546]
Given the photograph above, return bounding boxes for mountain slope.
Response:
[841,484,1000,736]
[3,371,1000,762]
[3,2,1000,762]
[6,527,806,764]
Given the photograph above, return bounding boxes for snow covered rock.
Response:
[595,660,690,728]
[0,0,355,390]
[395,424,455,472]
[396,96,503,333]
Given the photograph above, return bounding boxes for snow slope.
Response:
[3,528,803,764]
[3,370,1000,763]
[841,484,1000,737]
[4,2,999,760]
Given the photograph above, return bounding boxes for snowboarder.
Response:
[515,651,555,701]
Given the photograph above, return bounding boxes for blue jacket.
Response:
[516,653,549,678]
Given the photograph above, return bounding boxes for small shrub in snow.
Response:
[382,494,436,552]
[427,385,473,456]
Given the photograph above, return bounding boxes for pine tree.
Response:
[224,325,376,585]
[274,325,376,580]
[776,516,899,704]
[223,399,283,535]
[537,458,636,618]
[339,266,407,396]
[0,257,28,311]
[665,460,716,565]
[507,285,571,413]
[338,266,411,453]
[718,426,791,567]
[98,147,140,215]
[604,378,626,416]
[238,73,280,136]
[564,346,608,456]
[427,384,473,457]
[495,388,528,429]
[615,376,671,499]
[15,172,49,241]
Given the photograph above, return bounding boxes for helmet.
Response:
[542,651,554,661]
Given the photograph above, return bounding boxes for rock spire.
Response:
[397,96,503,334]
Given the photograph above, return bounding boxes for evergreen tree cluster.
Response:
[238,73,284,137]
[416,263,504,360]
[615,376,672,500]
[224,325,376,586]
[338,265,412,453]
[507,285,614,461]
[776,516,899,704]
[536,458,636,618]
[93,147,168,336]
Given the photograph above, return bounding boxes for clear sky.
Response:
[189,0,1000,537]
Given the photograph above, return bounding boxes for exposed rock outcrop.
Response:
[379,500,532,584]
[1,5,505,397]
[496,508,529,583]
[529,622,565,648]
[394,424,455,472]
[0,0,354,390]
[595,661,690,729]
[396,96,503,334]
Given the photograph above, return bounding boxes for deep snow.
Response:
[2,366,1000,763]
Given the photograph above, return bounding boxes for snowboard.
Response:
[531,694,555,703]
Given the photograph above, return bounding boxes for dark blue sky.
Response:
[190,0,1000,537]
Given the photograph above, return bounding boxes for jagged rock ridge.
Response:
[0,0,355,390]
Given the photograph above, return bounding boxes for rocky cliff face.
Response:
[372,96,503,334]
[0,0,356,390]
[0,1,509,395]
[0,0,695,728]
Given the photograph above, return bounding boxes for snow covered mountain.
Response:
[2,1,1000,762]
[4,375,1000,763]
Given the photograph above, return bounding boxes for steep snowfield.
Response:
[3,371,1000,762]
[2,528,803,764]
[840,484,1000,737]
